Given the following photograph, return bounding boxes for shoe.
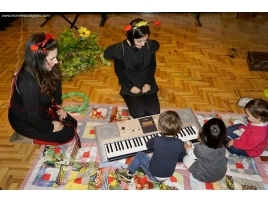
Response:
[9,132,33,144]
[237,97,253,107]
[115,168,133,183]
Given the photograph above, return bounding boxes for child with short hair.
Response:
[115,110,186,183]
[226,99,268,158]
[183,118,228,183]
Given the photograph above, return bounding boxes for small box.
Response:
[246,52,268,71]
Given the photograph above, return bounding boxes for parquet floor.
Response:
[1,12,268,190]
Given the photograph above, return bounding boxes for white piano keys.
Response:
[130,139,140,153]
[103,125,199,162]
[111,143,118,157]
[105,143,113,159]
[121,140,129,155]
[120,140,129,155]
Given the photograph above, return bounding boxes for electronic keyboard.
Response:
[95,108,201,163]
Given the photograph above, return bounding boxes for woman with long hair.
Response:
[8,33,77,145]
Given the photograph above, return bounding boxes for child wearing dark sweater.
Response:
[115,110,186,183]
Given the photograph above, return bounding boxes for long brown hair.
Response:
[23,33,62,98]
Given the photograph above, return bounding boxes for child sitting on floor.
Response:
[183,118,228,183]
[226,99,268,158]
[115,110,186,183]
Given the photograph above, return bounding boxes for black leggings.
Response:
[122,92,160,118]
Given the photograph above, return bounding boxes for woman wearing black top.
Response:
[104,18,161,118]
[8,33,76,144]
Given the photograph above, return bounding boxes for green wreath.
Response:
[62,91,89,112]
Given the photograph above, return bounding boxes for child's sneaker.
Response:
[115,168,133,183]
[237,97,253,107]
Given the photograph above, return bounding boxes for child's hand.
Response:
[184,141,192,149]
[228,140,234,147]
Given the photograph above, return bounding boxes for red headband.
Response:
[124,21,161,32]
[30,33,55,52]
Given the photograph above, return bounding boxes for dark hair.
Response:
[245,99,268,122]
[158,110,183,136]
[23,33,62,98]
[199,118,227,149]
[126,18,150,47]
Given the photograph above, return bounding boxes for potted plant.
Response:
[58,26,111,80]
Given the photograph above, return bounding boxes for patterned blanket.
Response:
[20,103,268,190]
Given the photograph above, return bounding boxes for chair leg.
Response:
[70,14,80,29]
[194,12,202,26]
[60,14,79,30]
[99,13,107,27]
[41,14,79,30]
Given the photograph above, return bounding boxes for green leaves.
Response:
[58,27,111,80]
[264,89,268,98]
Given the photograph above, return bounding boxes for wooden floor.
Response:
[1,12,268,190]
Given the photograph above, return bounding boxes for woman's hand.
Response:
[52,120,64,132]
[56,107,67,121]
[228,140,234,147]
[130,86,141,94]
[142,84,151,93]
[184,141,192,149]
